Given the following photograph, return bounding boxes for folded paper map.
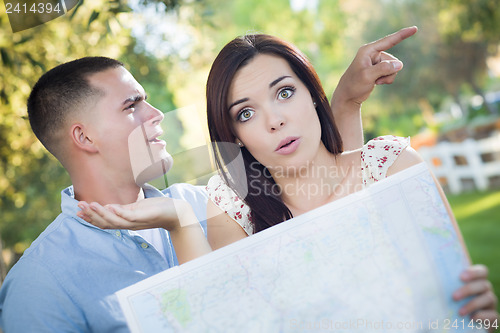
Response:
[117,163,483,332]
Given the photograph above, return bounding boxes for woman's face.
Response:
[227,53,322,173]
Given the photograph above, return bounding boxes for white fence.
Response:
[418,133,500,194]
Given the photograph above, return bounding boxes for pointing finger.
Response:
[367,26,418,55]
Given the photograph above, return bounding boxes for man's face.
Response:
[85,66,173,185]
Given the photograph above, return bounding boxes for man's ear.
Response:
[70,124,98,153]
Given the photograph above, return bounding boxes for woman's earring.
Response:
[238,142,244,147]
[313,101,317,107]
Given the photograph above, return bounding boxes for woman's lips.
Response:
[275,137,300,155]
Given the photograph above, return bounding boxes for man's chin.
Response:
[134,156,173,186]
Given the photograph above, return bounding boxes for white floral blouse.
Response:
[206,135,410,236]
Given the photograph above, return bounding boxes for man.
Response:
[0,27,436,332]
[0,57,212,332]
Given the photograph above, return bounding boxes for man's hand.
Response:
[77,197,197,231]
[77,198,211,264]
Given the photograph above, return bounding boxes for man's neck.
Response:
[72,173,145,205]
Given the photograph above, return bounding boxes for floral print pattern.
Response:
[207,135,410,235]
[361,135,409,186]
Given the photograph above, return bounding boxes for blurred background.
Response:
[1,0,499,310]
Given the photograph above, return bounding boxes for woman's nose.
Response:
[267,108,286,132]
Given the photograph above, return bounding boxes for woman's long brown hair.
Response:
[206,34,343,232]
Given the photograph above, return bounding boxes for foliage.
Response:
[180,0,348,77]
[1,0,499,277]
[0,0,178,252]
[438,0,500,45]
[448,189,500,312]
[357,0,500,138]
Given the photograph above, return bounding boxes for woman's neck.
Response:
[270,147,339,215]
[272,148,362,217]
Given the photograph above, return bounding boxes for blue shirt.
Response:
[0,183,208,332]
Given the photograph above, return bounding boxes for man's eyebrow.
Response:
[269,75,291,88]
[228,97,249,111]
[122,93,147,106]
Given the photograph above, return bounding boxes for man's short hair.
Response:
[27,56,123,159]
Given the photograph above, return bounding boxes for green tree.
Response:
[353,0,500,138]
[0,0,183,264]
[437,0,500,115]
[189,0,348,92]
[0,0,129,259]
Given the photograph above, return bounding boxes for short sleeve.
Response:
[206,175,254,235]
[361,135,410,186]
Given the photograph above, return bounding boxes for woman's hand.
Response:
[331,26,418,150]
[77,197,196,232]
[453,264,499,332]
[332,26,418,107]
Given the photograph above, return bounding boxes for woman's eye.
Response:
[238,109,254,122]
[278,88,295,100]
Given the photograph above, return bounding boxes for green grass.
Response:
[447,189,500,312]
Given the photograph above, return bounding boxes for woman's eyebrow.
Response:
[269,75,291,88]
[228,76,292,111]
[228,98,249,111]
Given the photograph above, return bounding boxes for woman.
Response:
[206,33,424,240]
[204,33,498,324]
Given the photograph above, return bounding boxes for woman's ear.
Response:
[234,138,244,148]
[70,123,98,153]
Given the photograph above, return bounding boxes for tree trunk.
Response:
[452,92,467,119]
[470,80,498,115]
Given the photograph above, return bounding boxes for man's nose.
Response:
[144,103,164,125]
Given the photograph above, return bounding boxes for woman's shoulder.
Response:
[206,174,227,197]
[206,174,254,235]
[361,135,411,185]
[364,135,410,152]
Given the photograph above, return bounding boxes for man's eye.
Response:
[238,109,254,122]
